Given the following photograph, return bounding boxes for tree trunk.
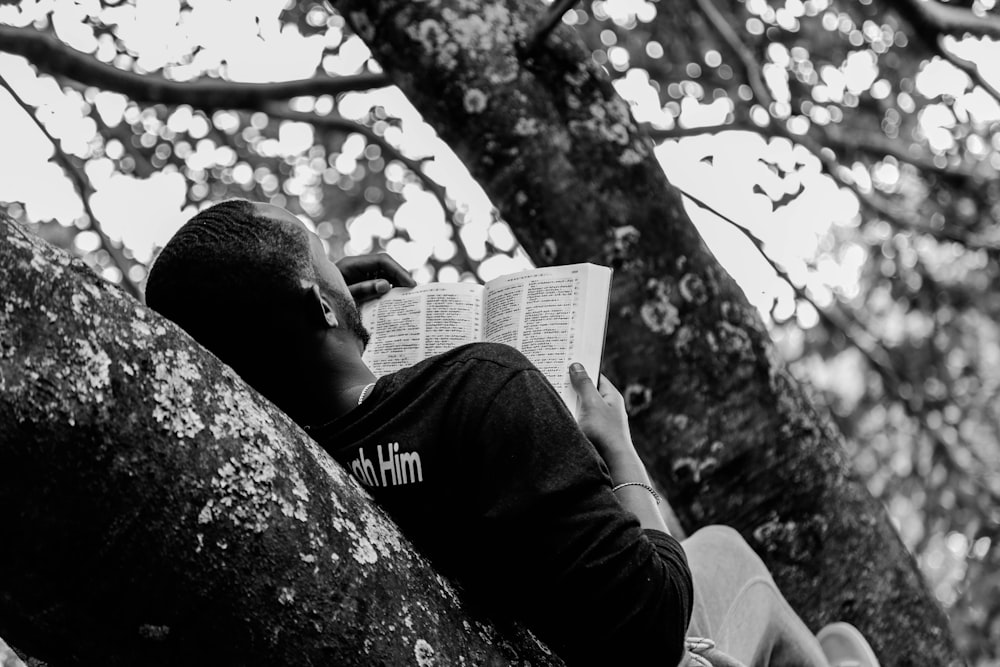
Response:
[0,210,560,666]
[333,0,960,663]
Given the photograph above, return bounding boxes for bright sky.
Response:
[1,0,999,325]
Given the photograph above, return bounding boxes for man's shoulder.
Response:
[436,342,535,371]
[389,342,534,391]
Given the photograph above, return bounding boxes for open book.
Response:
[360,263,613,416]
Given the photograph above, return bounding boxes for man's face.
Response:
[251,203,370,348]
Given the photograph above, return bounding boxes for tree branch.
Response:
[669,81,1000,506]
[885,0,1000,105]
[693,0,774,107]
[523,0,580,53]
[694,0,1000,251]
[684,185,1000,519]
[644,121,755,140]
[819,123,978,180]
[893,0,1000,41]
[677,188,903,391]
[262,105,445,205]
[683,189,999,509]
[935,36,1000,106]
[0,73,140,299]
[0,26,390,110]
[262,105,483,273]
[654,118,980,183]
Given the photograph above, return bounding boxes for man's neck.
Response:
[281,353,376,429]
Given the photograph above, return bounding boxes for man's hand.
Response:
[336,253,416,303]
[570,363,669,533]
[569,364,635,463]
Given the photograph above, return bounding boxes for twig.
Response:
[677,187,903,388]
[695,0,1000,251]
[261,104,483,273]
[262,104,446,209]
[648,118,983,189]
[935,36,1000,107]
[694,0,774,108]
[886,0,1000,106]
[0,73,141,299]
[524,0,581,53]
[57,75,159,179]
[0,26,390,110]
[679,186,1000,506]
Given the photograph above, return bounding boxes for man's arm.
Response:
[569,363,670,535]
[466,365,692,666]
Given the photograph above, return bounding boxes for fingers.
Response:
[595,374,624,402]
[348,279,393,303]
[337,254,416,288]
[569,363,603,406]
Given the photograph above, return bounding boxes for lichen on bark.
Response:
[0,211,561,665]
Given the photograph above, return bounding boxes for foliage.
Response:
[0,0,998,662]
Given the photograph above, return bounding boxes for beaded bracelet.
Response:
[612,482,661,505]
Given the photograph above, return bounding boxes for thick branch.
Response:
[893,0,1000,40]
[0,26,389,110]
[820,124,977,180]
[0,73,140,299]
[523,0,580,53]
[328,0,959,659]
[0,213,561,665]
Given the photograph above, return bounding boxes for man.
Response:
[146,199,880,667]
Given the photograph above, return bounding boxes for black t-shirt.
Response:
[308,343,692,665]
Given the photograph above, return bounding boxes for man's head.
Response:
[145,199,368,396]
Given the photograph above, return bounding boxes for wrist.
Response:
[590,430,634,455]
[604,452,649,484]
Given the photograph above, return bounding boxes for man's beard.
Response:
[330,289,371,349]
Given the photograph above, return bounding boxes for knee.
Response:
[688,524,746,550]
[686,525,766,569]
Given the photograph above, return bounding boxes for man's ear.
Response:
[304,283,338,328]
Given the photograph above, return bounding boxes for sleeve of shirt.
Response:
[465,366,693,666]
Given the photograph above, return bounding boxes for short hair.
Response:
[145,199,314,380]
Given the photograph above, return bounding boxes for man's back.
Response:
[306,342,692,665]
[143,202,692,665]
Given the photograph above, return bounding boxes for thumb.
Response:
[569,363,602,404]
[348,279,393,303]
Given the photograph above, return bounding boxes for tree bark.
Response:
[0,210,560,666]
[331,0,961,663]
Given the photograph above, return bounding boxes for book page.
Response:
[361,283,483,377]
[483,264,611,415]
